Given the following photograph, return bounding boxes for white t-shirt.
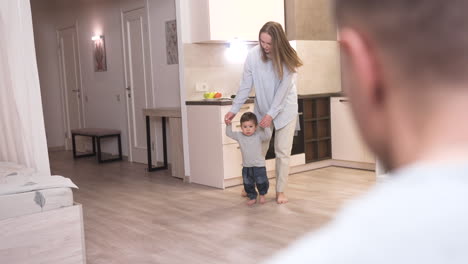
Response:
[265,161,468,264]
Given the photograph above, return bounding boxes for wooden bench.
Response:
[71,128,122,163]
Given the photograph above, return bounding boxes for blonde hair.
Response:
[259,21,303,80]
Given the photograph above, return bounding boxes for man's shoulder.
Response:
[265,162,468,264]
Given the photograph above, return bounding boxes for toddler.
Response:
[226,112,272,206]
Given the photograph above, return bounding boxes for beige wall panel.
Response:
[295,40,342,94]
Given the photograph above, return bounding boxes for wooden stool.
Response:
[71,128,122,163]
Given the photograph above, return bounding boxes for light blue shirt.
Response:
[265,160,468,264]
[230,45,298,130]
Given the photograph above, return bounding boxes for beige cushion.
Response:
[71,128,120,137]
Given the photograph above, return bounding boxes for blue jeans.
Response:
[242,167,269,200]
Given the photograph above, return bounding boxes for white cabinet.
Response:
[189,0,285,43]
[331,97,375,164]
[187,103,254,188]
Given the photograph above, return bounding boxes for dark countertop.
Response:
[186,98,255,106]
[186,93,344,106]
[298,92,344,99]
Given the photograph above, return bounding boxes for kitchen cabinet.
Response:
[299,96,332,163]
[331,97,375,164]
[187,103,254,188]
[189,0,284,43]
[187,101,305,189]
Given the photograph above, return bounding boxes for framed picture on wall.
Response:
[92,35,107,72]
[165,20,178,65]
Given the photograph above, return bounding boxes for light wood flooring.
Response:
[49,151,375,264]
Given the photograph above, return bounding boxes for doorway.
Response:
[57,25,85,150]
[122,7,154,163]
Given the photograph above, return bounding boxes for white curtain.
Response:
[0,1,50,175]
[0,22,31,166]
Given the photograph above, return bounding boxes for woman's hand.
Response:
[224,112,235,125]
[259,114,273,128]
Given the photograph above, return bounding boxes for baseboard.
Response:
[224,177,243,187]
[100,151,128,161]
[224,159,375,188]
[331,160,375,171]
[289,159,334,174]
[265,153,305,171]
[48,146,65,152]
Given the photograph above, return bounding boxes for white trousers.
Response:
[262,116,297,193]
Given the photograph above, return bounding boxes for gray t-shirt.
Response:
[226,125,272,167]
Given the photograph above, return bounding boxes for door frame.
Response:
[56,22,86,150]
[120,4,156,163]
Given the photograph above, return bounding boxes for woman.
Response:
[224,21,303,204]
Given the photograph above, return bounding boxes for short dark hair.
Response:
[240,112,258,126]
[334,0,468,83]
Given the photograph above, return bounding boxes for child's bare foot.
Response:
[246,199,256,206]
[259,195,266,204]
[276,192,288,204]
[241,189,247,197]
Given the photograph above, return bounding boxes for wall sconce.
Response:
[92,35,107,72]
[91,35,102,41]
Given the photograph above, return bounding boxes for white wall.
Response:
[31,0,179,163]
[147,0,181,159]
[148,0,181,108]
[31,1,64,149]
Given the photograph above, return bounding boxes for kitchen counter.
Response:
[298,92,344,99]
[186,93,343,106]
[185,98,255,106]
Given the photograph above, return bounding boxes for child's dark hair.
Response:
[240,112,258,126]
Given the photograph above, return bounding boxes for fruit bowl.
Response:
[203,97,232,101]
[203,91,223,99]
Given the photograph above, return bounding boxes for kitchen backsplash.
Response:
[184,43,254,100]
[184,40,341,101]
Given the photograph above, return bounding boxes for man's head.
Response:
[334,0,468,170]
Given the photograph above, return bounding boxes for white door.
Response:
[57,26,84,150]
[122,8,154,163]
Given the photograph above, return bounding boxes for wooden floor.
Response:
[49,151,375,264]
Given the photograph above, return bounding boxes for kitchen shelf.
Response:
[303,116,330,122]
[304,137,331,143]
[299,97,332,163]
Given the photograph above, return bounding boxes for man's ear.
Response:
[339,28,383,106]
[339,27,394,169]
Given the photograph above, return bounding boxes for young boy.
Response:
[225,112,272,206]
